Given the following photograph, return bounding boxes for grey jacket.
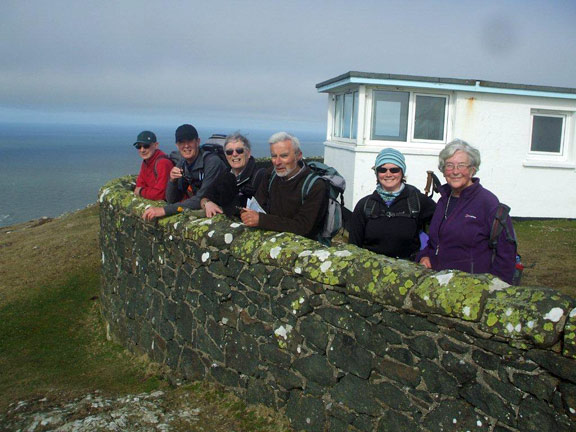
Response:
[164,151,227,216]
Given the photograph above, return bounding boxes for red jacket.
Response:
[135,150,173,201]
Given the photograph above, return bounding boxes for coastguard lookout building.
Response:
[316,71,576,218]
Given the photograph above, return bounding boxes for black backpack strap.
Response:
[406,186,421,218]
[363,198,379,219]
[490,203,517,263]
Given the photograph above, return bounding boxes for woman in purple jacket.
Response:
[418,140,516,284]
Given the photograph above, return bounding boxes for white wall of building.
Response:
[323,87,576,218]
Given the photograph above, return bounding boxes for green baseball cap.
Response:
[133,131,157,147]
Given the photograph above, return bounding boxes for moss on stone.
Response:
[344,254,425,308]
[411,271,494,321]
[257,233,319,268]
[481,286,574,348]
[563,308,576,359]
[293,243,366,286]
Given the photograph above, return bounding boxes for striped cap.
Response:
[374,148,406,174]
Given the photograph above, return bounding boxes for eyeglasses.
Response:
[134,143,151,150]
[376,166,402,174]
[444,163,471,171]
[225,147,245,156]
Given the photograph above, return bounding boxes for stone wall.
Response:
[99,176,576,432]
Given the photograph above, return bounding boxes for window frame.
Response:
[370,90,410,142]
[332,90,359,141]
[411,93,449,143]
[528,110,566,156]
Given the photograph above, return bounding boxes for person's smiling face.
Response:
[136,142,158,161]
[443,150,475,196]
[176,138,200,162]
[225,140,250,174]
[376,163,403,192]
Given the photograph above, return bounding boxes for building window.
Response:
[371,90,409,141]
[371,91,448,142]
[413,94,447,141]
[530,113,565,154]
[333,92,358,139]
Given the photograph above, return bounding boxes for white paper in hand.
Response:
[246,198,266,213]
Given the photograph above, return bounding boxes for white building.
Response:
[316,71,576,218]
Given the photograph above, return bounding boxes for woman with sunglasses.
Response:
[349,148,436,259]
[418,140,516,284]
[200,133,266,218]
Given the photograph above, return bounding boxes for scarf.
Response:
[376,183,405,207]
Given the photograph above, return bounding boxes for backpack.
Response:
[200,134,230,169]
[489,203,523,285]
[268,161,346,246]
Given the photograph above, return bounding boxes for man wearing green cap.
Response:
[133,130,173,201]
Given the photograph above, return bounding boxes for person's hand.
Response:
[205,201,223,218]
[240,209,259,227]
[134,186,142,197]
[143,207,166,221]
[170,166,183,182]
[419,256,432,269]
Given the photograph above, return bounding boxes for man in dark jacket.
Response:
[240,132,327,240]
[133,130,173,201]
[142,124,227,221]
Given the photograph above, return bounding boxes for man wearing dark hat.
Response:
[143,124,227,221]
[133,130,173,201]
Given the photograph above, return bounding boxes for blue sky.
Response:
[1,0,575,133]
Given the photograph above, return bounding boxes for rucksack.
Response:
[268,161,346,246]
[489,203,523,285]
[201,134,230,169]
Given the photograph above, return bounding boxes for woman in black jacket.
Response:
[200,133,265,218]
[349,148,436,260]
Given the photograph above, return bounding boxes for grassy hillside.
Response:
[0,206,290,431]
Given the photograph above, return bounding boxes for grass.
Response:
[0,206,291,431]
[513,218,576,297]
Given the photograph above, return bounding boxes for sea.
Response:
[0,123,325,228]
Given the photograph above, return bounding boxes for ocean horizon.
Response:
[0,122,325,228]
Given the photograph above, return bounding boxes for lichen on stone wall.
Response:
[411,271,497,321]
[344,254,425,308]
[481,286,574,347]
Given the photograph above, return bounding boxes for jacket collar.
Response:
[440,177,481,199]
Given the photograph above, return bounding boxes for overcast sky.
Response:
[1,0,575,133]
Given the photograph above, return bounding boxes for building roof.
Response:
[316,71,576,99]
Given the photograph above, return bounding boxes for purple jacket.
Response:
[419,178,516,284]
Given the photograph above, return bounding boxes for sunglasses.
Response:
[376,166,402,174]
[134,143,152,150]
[225,147,245,156]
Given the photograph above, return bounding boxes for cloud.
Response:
[1,0,575,128]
